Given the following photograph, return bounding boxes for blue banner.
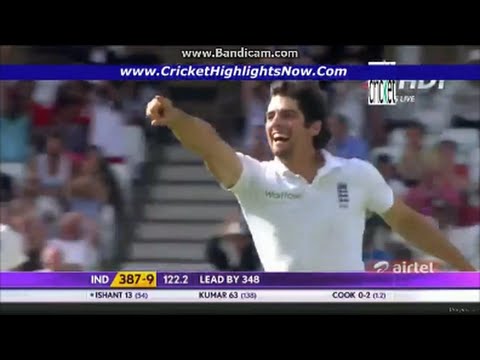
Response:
[1,64,479,80]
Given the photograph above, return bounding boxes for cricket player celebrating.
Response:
[146,81,476,272]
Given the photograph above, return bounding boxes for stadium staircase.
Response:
[122,144,239,271]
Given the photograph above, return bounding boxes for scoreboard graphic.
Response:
[1,272,479,303]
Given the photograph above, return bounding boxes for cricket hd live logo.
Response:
[367,61,445,105]
[368,79,397,105]
[368,61,397,106]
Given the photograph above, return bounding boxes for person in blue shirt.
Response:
[327,113,369,160]
[0,85,31,163]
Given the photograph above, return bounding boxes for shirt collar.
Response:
[273,150,345,179]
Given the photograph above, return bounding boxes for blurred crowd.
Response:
[1,45,479,272]
[0,78,152,271]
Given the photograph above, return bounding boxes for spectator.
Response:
[48,212,100,270]
[433,139,476,226]
[375,154,408,198]
[74,145,127,266]
[404,170,462,219]
[431,139,470,193]
[18,80,57,141]
[38,246,64,271]
[0,82,32,163]
[27,131,72,200]
[32,80,64,107]
[327,113,369,160]
[0,205,28,270]
[206,220,261,271]
[55,82,92,156]
[68,176,105,221]
[75,145,124,220]
[397,121,430,186]
[241,80,270,161]
[21,175,62,237]
[6,205,47,271]
[329,60,367,139]
[89,81,127,162]
[119,82,152,126]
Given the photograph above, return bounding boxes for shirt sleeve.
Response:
[225,152,265,199]
[357,159,395,214]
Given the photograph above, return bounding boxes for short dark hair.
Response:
[270,81,330,149]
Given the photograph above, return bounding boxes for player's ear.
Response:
[308,120,322,136]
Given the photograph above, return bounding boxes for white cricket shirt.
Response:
[227,150,394,272]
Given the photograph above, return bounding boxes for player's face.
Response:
[266,95,315,158]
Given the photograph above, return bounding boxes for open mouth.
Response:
[272,134,290,144]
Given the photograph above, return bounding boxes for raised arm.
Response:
[381,199,476,271]
[146,96,242,189]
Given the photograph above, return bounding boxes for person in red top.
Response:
[434,139,480,226]
[31,101,53,128]
[406,139,478,226]
[28,81,92,162]
[434,140,469,191]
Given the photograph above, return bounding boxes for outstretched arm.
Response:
[146,96,242,189]
[382,198,476,271]
[360,159,476,271]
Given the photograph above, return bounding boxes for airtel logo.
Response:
[373,261,390,272]
[372,261,437,273]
